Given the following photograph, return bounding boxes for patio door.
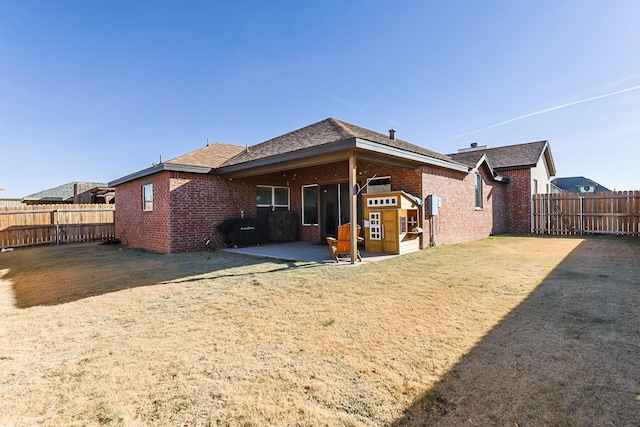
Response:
[320,183,350,238]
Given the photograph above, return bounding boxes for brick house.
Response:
[450,141,556,234]
[108,118,552,253]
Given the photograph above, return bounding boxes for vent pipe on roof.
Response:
[458,142,488,153]
[389,129,396,140]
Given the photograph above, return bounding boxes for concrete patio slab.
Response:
[222,241,397,264]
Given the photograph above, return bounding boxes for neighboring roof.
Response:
[450,140,556,176]
[0,198,23,207]
[552,176,611,192]
[23,182,107,202]
[166,142,246,168]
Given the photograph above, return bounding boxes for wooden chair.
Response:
[326,223,363,262]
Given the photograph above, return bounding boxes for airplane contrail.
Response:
[442,83,640,141]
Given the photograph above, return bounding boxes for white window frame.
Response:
[256,185,290,210]
[369,212,381,240]
[475,173,483,209]
[301,184,319,226]
[366,196,398,207]
[142,183,153,211]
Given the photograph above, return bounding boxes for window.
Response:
[302,185,318,225]
[533,179,539,194]
[369,212,381,240]
[142,183,153,211]
[256,185,290,223]
[475,173,483,209]
[366,176,391,194]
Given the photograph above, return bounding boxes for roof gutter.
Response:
[354,138,469,173]
[110,135,471,186]
[214,138,356,175]
[108,163,213,187]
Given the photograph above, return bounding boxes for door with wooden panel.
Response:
[382,210,398,254]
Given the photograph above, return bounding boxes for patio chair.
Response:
[326,223,363,262]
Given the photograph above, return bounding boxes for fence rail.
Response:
[532,191,640,236]
[0,204,115,248]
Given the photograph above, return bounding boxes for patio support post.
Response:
[349,153,357,264]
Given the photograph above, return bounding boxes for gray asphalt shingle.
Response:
[450,141,548,170]
[221,118,455,167]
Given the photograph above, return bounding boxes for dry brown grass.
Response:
[0,236,638,426]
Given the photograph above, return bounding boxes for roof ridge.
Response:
[484,140,547,151]
[327,118,357,139]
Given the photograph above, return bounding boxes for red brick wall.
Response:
[114,172,171,253]
[500,169,532,234]
[169,173,253,252]
[355,160,423,195]
[420,165,507,246]
[115,172,261,253]
[114,158,510,252]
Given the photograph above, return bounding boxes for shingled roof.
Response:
[220,118,454,167]
[109,118,471,186]
[552,176,611,193]
[166,142,245,168]
[23,181,107,202]
[450,140,556,175]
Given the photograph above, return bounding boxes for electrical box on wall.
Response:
[427,194,440,215]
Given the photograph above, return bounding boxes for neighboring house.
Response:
[0,188,23,207]
[551,176,611,193]
[22,182,115,205]
[108,118,553,254]
[449,141,556,234]
[0,198,23,207]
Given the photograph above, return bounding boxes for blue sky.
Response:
[2,1,639,198]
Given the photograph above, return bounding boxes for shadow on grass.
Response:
[393,237,640,426]
[1,242,319,309]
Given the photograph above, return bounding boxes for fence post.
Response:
[540,196,547,235]
[579,197,583,235]
[530,195,534,234]
[56,209,60,245]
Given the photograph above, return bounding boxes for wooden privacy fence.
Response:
[0,204,115,248]
[532,191,640,236]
